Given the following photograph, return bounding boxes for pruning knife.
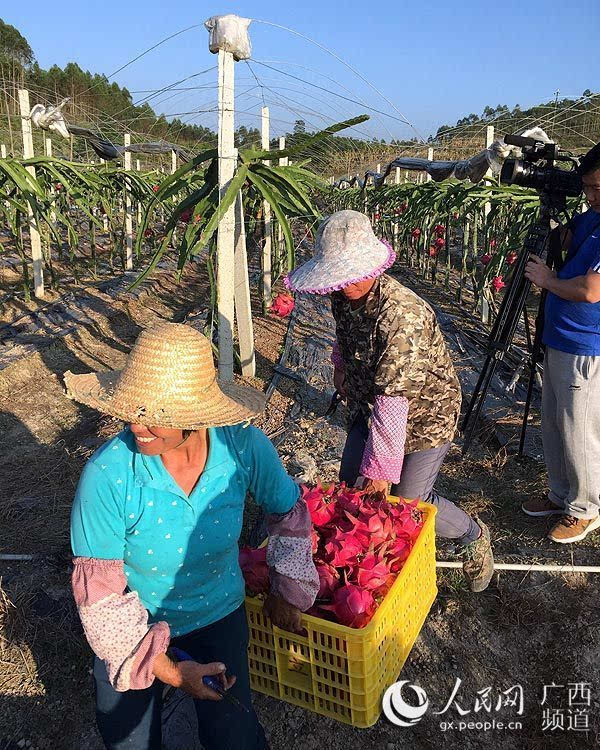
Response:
[166,647,249,713]
[325,390,342,417]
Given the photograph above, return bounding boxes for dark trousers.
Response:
[340,413,480,544]
[93,604,267,750]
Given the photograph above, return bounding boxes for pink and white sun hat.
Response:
[284,210,395,295]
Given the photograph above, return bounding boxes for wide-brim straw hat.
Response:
[285,209,395,295]
[63,322,265,429]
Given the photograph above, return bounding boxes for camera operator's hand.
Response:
[525,254,556,290]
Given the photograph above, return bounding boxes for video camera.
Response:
[500,134,582,198]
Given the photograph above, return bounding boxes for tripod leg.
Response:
[519,290,548,456]
[461,353,494,432]
[462,357,501,454]
[523,307,533,352]
[519,358,538,457]
[461,208,552,455]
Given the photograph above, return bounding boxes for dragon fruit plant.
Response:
[240,483,424,629]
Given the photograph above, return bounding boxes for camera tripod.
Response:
[461,192,567,455]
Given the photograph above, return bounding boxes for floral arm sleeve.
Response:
[360,395,409,483]
[244,426,319,610]
[72,558,170,691]
[265,499,317,611]
[71,462,169,692]
[360,304,421,483]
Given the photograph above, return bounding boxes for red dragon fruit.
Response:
[434,237,445,249]
[384,536,412,573]
[316,562,341,599]
[337,512,369,548]
[358,507,395,549]
[492,275,506,293]
[411,228,421,239]
[303,484,338,527]
[334,484,364,514]
[433,224,446,236]
[481,253,492,266]
[321,584,376,628]
[391,503,423,538]
[324,527,363,568]
[244,483,426,629]
[352,552,393,593]
[270,293,295,318]
[506,251,518,265]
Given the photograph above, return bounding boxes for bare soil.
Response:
[0,254,598,750]
[0,256,291,750]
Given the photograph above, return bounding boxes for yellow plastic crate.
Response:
[246,501,437,728]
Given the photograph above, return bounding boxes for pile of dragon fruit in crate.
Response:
[239,483,425,628]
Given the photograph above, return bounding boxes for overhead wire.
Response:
[251,18,425,142]
[3,16,598,173]
[251,60,406,134]
[76,24,205,98]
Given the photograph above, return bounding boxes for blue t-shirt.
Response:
[71,425,299,636]
[543,210,600,355]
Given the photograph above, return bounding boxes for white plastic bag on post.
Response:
[204,14,252,61]
[29,98,71,140]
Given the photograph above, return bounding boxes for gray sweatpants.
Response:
[542,346,600,519]
[340,414,480,545]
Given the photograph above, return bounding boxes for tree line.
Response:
[434,92,599,151]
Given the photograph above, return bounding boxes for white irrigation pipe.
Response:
[1,555,598,573]
[437,561,600,574]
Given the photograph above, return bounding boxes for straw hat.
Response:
[285,210,395,295]
[63,322,265,428]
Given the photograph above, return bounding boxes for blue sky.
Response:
[6,0,600,142]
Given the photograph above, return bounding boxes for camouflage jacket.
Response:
[331,274,461,453]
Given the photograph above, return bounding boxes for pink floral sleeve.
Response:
[72,558,170,692]
[360,395,409,483]
[331,340,345,371]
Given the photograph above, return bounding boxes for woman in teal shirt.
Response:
[65,322,318,750]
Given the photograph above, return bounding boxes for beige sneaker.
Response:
[548,515,600,544]
[521,496,564,517]
[463,519,494,592]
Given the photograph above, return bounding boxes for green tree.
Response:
[0,18,33,67]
